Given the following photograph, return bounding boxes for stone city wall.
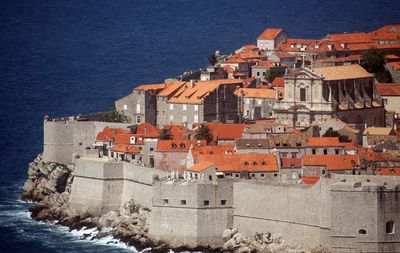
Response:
[43,120,130,165]
[69,158,167,216]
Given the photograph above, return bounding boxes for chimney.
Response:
[190,80,194,88]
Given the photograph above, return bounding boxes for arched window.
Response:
[243,161,249,166]
[171,143,177,148]
[252,161,258,166]
[179,143,185,148]
[261,161,267,165]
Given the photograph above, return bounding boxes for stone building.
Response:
[274,65,385,129]
[163,79,244,129]
[376,83,400,114]
[256,28,289,51]
[115,83,165,125]
[235,88,276,120]
[251,60,287,81]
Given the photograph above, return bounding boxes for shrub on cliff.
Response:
[101,109,128,123]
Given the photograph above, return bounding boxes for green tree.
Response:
[101,109,128,123]
[362,49,392,83]
[265,69,283,83]
[194,124,213,144]
[159,127,173,140]
[322,127,351,143]
[207,53,218,66]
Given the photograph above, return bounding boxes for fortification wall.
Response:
[149,180,233,248]
[232,180,331,248]
[43,120,130,165]
[69,158,167,216]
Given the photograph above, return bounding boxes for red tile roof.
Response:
[191,145,235,160]
[385,54,400,60]
[110,144,140,154]
[234,88,276,99]
[163,124,189,140]
[327,32,372,44]
[96,127,130,142]
[198,153,279,172]
[157,140,206,152]
[376,83,400,96]
[258,28,284,40]
[357,148,390,161]
[134,83,166,91]
[271,77,284,87]
[302,155,359,171]
[281,158,302,168]
[203,123,247,140]
[135,123,160,138]
[186,161,215,172]
[302,176,320,185]
[307,137,342,147]
[377,168,400,176]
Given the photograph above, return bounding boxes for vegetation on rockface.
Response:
[323,127,351,143]
[362,49,392,83]
[123,199,150,214]
[265,69,283,83]
[101,109,128,123]
[158,127,173,140]
[194,124,213,144]
[207,52,218,66]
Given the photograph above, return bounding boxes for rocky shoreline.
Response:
[21,155,326,253]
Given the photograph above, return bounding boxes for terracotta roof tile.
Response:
[157,81,187,97]
[202,123,248,140]
[234,88,276,99]
[307,137,342,147]
[271,77,284,87]
[157,140,206,152]
[186,161,215,172]
[167,79,243,104]
[96,127,130,142]
[191,145,234,160]
[376,83,400,96]
[302,154,359,171]
[302,176,320,185]
[281,158,302,168]
[110,144,140,154]
[377,168,400,176]
[327,32,372,44]
[197,153,279,172]
[134,83,166,91]
[387,62,400,70]
[258,28,284,40]
[313,65,373,81]
[135,123,160,138]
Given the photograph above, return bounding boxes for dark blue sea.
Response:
[1,0,399,252]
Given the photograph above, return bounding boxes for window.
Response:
[323,149,328,155]
[182,115,187,122]
[257,99,262,105]
[131,154,135,159]
[209,175,212,180]
[274,173,278,177]
[204,200,210,206]
[246,110,250,116]
[335,149,340,155]
[150,147,154,151]
[123,104,127,110]
[300,88,306,102]
[261,174,265,177]
[183,104,187,111]
[181,200,186,205]
[169,104,174,110]
[194,105,198,111]
[136,115,141,123]
[221,200,227,205]
[383,99,388,106]
[136,104,141,113]
[358,229,367,235]
[257,72,260,76]
[386,221,395,234]
[291,153,297,158]
[251,173,255,177]
[312,149,316,155]
[179,143,186,148]
[163,199,169,204]
[322,170,326,175]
